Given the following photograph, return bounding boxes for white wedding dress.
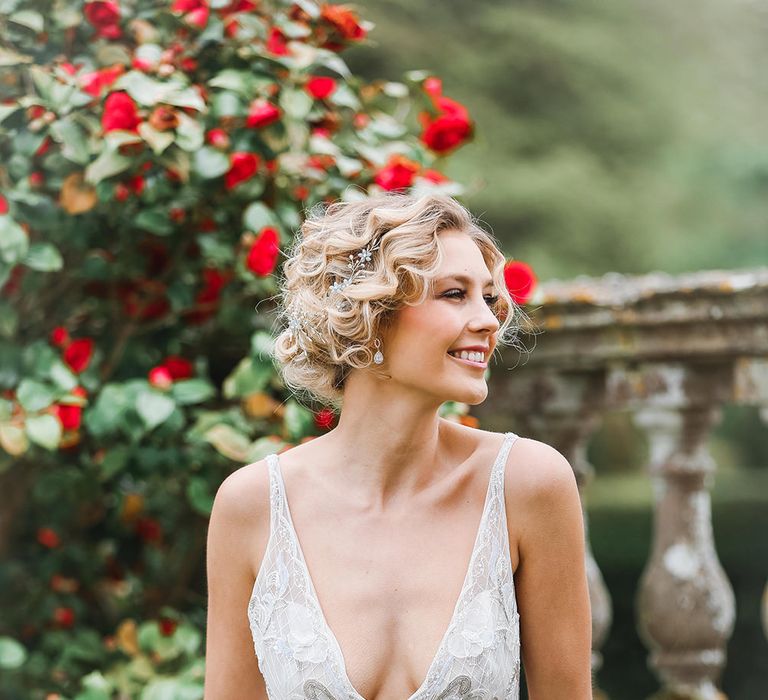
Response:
[247,432,522,699]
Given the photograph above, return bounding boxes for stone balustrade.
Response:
[476,266,768,699]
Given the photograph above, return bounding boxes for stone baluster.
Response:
[491,369,612,691]
[632,402,735,699]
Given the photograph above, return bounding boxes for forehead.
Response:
[434,230,493,285]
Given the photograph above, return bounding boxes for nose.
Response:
[467,293,501,335]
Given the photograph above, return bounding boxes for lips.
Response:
[447,352,487,368]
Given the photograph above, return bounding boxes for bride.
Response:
[204,192,592,699]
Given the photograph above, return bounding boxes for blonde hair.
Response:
[271,191,529,409]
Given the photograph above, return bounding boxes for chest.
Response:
[248,463,520,700]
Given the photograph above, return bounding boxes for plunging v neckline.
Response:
[271,432,513,700]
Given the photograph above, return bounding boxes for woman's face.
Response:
[381,229,501,406]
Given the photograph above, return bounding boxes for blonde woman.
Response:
[205,192,592,699]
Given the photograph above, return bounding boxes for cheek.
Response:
[389,304,458,366]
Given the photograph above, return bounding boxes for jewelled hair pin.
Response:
[286,235,383,344]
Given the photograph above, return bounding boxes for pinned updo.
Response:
[271,190,528,409]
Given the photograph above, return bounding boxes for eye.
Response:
[443,289,500,307]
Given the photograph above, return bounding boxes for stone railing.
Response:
[475,266,768,699]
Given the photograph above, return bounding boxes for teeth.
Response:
[449,350,485,363]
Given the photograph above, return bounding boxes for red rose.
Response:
[503,260,537,305]
[135,516,162,543]
[50,326,69,347]
[224,152,260,189]
[80,65,124,98]
[265,26,289,55]
[373,155,420,191]
[320,4,367,41]
[246,227,280,276]
[162,355,194,380]
[172,0,209,28]
[159,617,178,636]
[0,194,8,215]
[102,91,141,133]
[423,76,442,98]
[29,172,45,188]
[186,268,231,323]
[63,338,94,374]
[54,404,83,431]
[206,128,229,149]
[148,366,173,389]
[246,98,281,129]
[419,96,473,154]
[420,169,449,184]
[84,1,121,38]
[306,76,337,100]
[128,174,145,195]
[53,606,75,628]
[314,407,336,430]
[37,527,61,548]
[114,183,130,201]
[35,137,52,157]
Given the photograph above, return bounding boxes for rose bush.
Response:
[0,1,534,697]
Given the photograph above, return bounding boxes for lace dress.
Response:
[247,431,521,700]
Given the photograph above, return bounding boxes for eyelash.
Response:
[443,289,500,307]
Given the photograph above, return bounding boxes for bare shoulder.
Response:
[211,457,272,580]
[501,435,581,564]
[505,435,577,501]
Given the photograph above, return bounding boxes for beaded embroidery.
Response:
[247,432,521,699]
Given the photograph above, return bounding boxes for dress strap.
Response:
[495,432,519,478]
[264,453,283,539]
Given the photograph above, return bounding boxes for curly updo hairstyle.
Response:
[271,190,529,409]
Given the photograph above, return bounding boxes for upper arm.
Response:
[506,439,592,699]
[204,460,270,700]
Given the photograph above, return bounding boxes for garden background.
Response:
[1,0,767,698]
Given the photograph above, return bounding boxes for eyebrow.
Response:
[436,273,495,288]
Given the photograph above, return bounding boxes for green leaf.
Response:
[17,379,56,411]
[140,677,197,700]
[0,48,33,68]
[283,399,314,440]
[250,330,275,360]
[50,117,90,165]
[25,414,62,450]
[211,91,243,119]
[138,123,175,155]
[48,360,78,391]
[9,10,44,33]
[135,209,173,235]
[136,390,176,430]
[115,72,206,112]
[187,477,214,516]
[328,83,361,110]
[175,112,204,152]
[100,446,130,479]
[24,243,63,271]
[170,379,215,406]
[222,357,271,398]
[193,147,230,179]
[0,422,29,456]
[0,636,27,669]
[203,424,251,462]
[85,148,132,184]
[0,215,29,265]
[279,88,313,120]
[208,69,252,94]
[243,202,279,232]
[85,384,129,437]
[29,66,54,103]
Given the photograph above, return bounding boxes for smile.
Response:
[446,352,488,369]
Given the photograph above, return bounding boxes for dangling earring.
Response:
[373,338,384,364]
